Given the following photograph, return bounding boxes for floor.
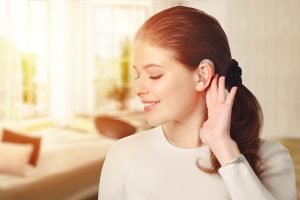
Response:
[277,138,300,199]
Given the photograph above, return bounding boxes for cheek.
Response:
[173,86,198,110]
[154,75,197,104]
[152,77,179,99]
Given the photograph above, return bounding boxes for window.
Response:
[0,0,50,119]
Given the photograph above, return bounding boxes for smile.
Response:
[142,101,160,112]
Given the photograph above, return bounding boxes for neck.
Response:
[162,100,207,149]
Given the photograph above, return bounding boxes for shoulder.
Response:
[99,127,162,198]
[259,139,287,154]
[258,139,291,161]
[258,138,295,174]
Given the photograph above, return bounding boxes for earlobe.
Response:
[196,82,204,91]
[195,59,215,91]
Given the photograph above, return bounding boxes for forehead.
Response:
[134,40,178,69]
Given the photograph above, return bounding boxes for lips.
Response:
[142,100,160,112]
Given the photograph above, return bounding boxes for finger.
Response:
[225,86,238,105]
[218,76,226,102]
[206,85,212,108]
[210,74,218,101]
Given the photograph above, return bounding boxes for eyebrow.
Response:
[132,64,164,70]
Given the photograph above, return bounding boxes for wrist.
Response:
[208,137,241,166]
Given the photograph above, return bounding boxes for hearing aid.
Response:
[200,59,215,70]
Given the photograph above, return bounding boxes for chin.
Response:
[145,114,169,127]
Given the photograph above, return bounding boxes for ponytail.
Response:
[230,85,263,175]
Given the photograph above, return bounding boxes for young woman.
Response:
[98,6,296,200]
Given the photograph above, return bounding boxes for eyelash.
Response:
[134,75,140,80]
[149,75,163,80]
[134,74,163,80]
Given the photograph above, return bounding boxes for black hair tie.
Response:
[225,59,242,90]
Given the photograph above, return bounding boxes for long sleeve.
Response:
[218,140,297,200]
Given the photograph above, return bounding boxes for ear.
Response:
[194,59,215,91]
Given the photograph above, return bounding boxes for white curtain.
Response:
[49,0,91,125]
[0,38,22,121]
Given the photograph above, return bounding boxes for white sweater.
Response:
[98,126,297,200]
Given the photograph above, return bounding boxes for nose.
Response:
[134,78,149,97]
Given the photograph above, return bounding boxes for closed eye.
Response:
[149,74,163,80]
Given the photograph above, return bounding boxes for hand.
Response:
[200,74,237,144]
[200,74,240,165]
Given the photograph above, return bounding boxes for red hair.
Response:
[136,6,263,175]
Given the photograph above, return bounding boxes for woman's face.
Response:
[133,40,203,126]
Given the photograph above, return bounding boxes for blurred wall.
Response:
[182,0,300,138]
